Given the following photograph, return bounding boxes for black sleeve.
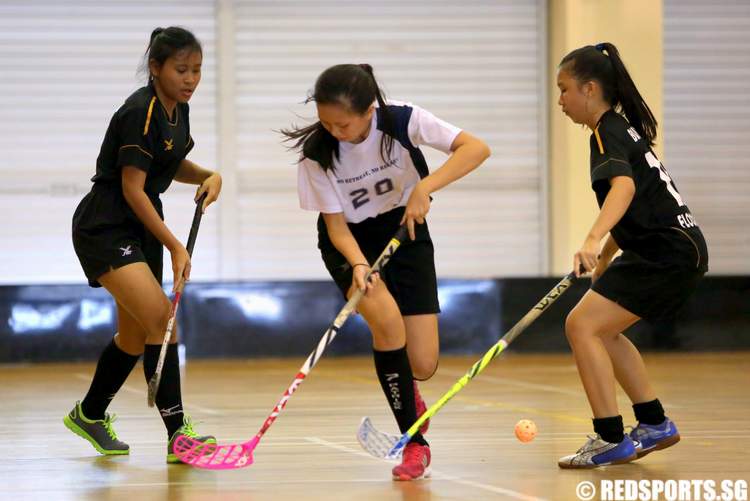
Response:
[590,126,633,185]
[116,105,155,172]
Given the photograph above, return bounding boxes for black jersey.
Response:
[92,82,194,195]
[74,83,195,231]
[590,110,707,270]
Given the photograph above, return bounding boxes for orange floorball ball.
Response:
[515,419,537,443]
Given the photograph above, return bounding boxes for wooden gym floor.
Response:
[1,353,748,500]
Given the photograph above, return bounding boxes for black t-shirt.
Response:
[92,82,194,194]
[76,83,195,230]
[590,110,707,270]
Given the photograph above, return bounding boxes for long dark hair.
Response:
[560,42,657,146]
[281,64,395,171]
[139,27,202,82]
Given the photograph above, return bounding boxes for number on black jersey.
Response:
[645,151,685,207]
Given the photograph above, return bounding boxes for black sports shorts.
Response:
[317,206,440,316]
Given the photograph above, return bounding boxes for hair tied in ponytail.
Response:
[150,27,164,44]
[281,63,394,170]
[559,42,657,146]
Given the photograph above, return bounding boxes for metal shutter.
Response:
[664,0,750,274]
[232,0,548,279]
[0,0,548,283]
[0,0,218,284]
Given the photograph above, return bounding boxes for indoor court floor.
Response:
[1,353,748,500]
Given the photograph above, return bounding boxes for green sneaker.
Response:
[167,415,216,464]
[63,401,129,455]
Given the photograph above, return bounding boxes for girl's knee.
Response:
[411,357,438,380]
[144,298,175,342]
[565,311,617,345]
[565,310,591,344]
[366,311,406,350]
[361,291,402,331]
[114,332,145,356]
[371,325,404,349]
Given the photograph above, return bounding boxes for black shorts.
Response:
[72,187,163,288]
[592,250,705,323]
[317,206,440,316]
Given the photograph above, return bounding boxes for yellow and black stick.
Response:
[357,270,579,459]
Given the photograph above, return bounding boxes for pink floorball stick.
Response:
[174,225,409,469]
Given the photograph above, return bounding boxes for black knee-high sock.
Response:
[373,346,428,447]
[143,344,184,438]
[81,338,140,420]
[633,399,666,425]
[593,415,625,444]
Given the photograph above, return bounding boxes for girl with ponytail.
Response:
[65,27,219,463]
[283,64,490,480]
[555,43,708,468]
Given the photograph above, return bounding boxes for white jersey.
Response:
[298,101,462,223]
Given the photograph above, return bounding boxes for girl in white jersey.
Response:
[283,64,490,480]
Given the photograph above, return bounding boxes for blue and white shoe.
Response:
[558,435,638,469]
[628,418,680,458]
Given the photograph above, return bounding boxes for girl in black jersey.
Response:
[64,27,220,463]
[555,43,708,469]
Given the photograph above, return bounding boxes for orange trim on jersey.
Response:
[143,96,156,135]
[119,144,153,159]
[594,127,605,154]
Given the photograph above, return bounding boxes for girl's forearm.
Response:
[175,158,215,185]
[420,132,490,194]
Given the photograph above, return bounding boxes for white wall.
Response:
[663,0,750,274]
[0,0,548,285]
